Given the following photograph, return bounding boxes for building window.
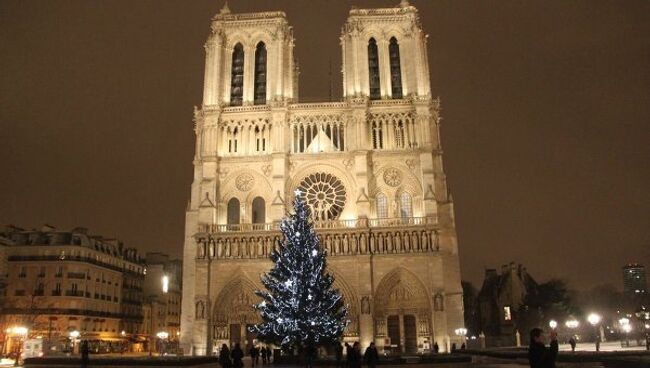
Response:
[504,306,512,321]
[228,127,239,153]
[372,121,383,149]
[227,198,240,225]
[230,43,244,106]
[252,197,266,224]
[389,37,403,99]
[376,193,388,218]
[368,38,380,100]
[18,266,26,278]
[399,192,413,218]
[254,42,267,105]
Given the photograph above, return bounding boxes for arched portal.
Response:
[212,278,261,350]
[374,268,432,354]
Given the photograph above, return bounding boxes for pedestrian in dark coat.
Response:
[345,342,352,368]
[231,343,244,368]
[81,340,90,368]
[335,343,344,368]
[528,328,558,368]
[260,346,267,365]
[568,337,576,352]
[250,345,260,367]
[433,342,439,354]
[348,342,362,368]
[219,344,232,368]
[363,342,379,368]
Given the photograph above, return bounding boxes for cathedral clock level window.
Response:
[368,38,380,100]
[254,42,267,105]
[230,43,244,106]
[399,192,413,218]
[227,198,240,225]
[376,193,388,218]
[389,37,403,99]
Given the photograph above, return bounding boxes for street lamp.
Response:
[565,319,579,329]
[619,318,631,347]
[156,332,169,356]
[69,330,80,354]
[10,326,28,367]
[549,320,558,330]
[587,313,602,352]
[454,328,467,349]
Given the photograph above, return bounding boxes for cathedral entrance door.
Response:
[230,323,241,346]
[403,315,417,353]
[387,315,401,353]
[246,324,257,351]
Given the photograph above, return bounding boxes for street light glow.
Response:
[69,330,80,339]
[454,327,467,336]
[587,313,601,326]
[12,327,28,336]
[565,319,579,329]
[618,317,630,326]
[622,324,632,333]
[162,275,169,293]
[549,320,558,329]
[156,331,169,339]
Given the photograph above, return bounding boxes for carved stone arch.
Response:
[289,163,356,200]
[249,31,274,50]
[384,26,407,42]
[220,169,273,204]
[212,273,261,327]
[327,266,359,336]
[373,267,431,318]
[373,164,422,198]
[226,32,252,50]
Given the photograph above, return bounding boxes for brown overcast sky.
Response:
[1,0,649,289]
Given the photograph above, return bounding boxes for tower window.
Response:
[368,38,380,100]
[399,192,412,218]
[376,193,388,218]
[254,42,267,105]
[230,43,244,106]
[227,198,240,225]
[389,37,403,99]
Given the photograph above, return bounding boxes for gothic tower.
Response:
[181,2,464,356]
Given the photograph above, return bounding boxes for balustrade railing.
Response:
[198,216,436,234]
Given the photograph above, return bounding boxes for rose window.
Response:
[297,172,346,220]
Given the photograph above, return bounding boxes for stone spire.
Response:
[219,1,231,15]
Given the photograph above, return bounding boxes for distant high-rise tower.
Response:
[622,264,647,295]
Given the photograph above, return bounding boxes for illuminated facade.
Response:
[0,225,145,351]
[181,2,463,355]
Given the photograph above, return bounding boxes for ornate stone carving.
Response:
[261,164,272,177]
[383,168,402,187]
[235,173,254,191]
[343,158,354,170]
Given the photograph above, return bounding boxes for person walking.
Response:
[260,346,267,365]
[349,342,361,368]
[363,342,379,368]
[250,345,260,367]
[344,342,351,368]
[80,340,89,368]
[219,344,232,368]
[528,328,558,368]
[334,342,344,368]
[231,343,244,368]
[433,342,439,354]
[568,337,576,353]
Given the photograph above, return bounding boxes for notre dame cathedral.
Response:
[180,1,464,356]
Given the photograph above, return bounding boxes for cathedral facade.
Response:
[180,2,464,356]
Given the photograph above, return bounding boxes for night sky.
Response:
[1,1,649,289]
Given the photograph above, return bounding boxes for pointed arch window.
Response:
[254,42,267,105]
[399,192,412,218]
[227,198,240,225]
[389,37,403,99]
[252,197,266,224]
[376,193,388,218]
[368,38,381,100]
[230,43,244,106]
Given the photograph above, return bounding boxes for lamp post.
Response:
[587,313,601,352]
[10,326,28,367]
[454,327,467,347]
[156,332,169,356]
[69,330,80,354]
[549,320,558,330]
[619,318,631,347]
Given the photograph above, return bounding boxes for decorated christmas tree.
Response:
[250,190,348,349]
